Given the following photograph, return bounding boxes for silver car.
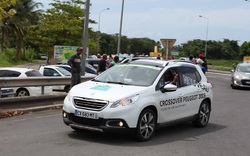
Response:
[231,63,250,89]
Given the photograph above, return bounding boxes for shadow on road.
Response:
[67,122,226,146]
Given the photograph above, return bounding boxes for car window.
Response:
[43,68,60,76]
[156,68,179,90]
[57,66,71,73]
[178,67,200,87]
[25,70,43,77]
[0,70,21,77]
[94,64,161,86]
[237,64,250,72]
[56,67,71,76]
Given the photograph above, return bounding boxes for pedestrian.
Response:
[67,47,83,89]
[109,55,119,68]
[97,54,108,75]
[189,55,194,62]
[157,54,161,60]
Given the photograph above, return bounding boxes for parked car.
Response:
[231,62,250,89]
[39,65,96,92]
[40,54,48,60]
[39,65,72,92]
[86,58,101,69]
[0,88,15,98]
[0,68,53,96]
[56,64,97,75]
[62,59,213,141]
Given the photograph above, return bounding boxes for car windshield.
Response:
[237,64,250,72]
[93,64,162,86]
[56,67,71,76]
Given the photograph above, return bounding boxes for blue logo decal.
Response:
[90,85,111,91]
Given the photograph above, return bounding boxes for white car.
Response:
[62,59,213,141]
[39,65,96,92]
[0,68,53,96]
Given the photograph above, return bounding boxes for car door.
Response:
[177,66,203,117]
[157,67,186,122]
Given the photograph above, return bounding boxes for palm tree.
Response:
[1,0,43,59]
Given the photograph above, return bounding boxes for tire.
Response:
[64,85,70,93]
[192,100,210,128]
[231,79,236,89]
[16,88,30,97]
[135,109,156,141]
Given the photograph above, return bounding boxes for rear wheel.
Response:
[135,109,156,141]
[192,100,210,127]
[16,88,30,96]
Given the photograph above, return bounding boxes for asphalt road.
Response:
[0,72,250,156]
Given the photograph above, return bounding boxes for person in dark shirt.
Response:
[97,54,108,75]
[68,47,83,89]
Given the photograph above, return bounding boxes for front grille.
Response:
[73,97,108,111]
[241,80,250,86]
[69,113,103,126]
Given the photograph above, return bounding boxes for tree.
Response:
[0,0,16,24]
[239,41,250,59]
[1,0,42,59]
[25,0,98,58]
[0,0,16,51]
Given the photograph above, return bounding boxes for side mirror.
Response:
[161,84,177,93]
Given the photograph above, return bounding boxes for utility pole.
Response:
[81,0,90,76]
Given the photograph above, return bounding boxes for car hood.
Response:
[69,80,148,102]
[235,72,250,78]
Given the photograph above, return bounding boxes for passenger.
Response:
[165,70,178,85]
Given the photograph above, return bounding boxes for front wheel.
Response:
[192,100,210,127]
[135,109,156,141]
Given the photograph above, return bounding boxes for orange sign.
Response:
[243,56,250,63]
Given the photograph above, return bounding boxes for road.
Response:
[0,72,250,156]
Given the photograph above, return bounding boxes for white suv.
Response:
[62,59,213,141]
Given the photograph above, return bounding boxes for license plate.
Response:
[74,110,98,119]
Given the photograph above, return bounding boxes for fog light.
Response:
[118,121,123,127]
[63,112,67,118]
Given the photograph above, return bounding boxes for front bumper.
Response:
[62,110,135,133]
[232,78,250,88]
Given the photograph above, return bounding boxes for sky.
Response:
[35,0,250,46]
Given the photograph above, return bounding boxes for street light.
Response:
[98,8,110,33]
[199,15,209,57]
[97,8,109,53]
[117,0,124,55]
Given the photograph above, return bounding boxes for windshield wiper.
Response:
[92,79,103,82]
[106,81,128,85]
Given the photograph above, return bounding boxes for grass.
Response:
[207,59,242,72]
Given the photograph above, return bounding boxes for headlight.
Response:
[234,74,241,79]
[110,94,140,108]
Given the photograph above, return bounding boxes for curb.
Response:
[0,94,66,116]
